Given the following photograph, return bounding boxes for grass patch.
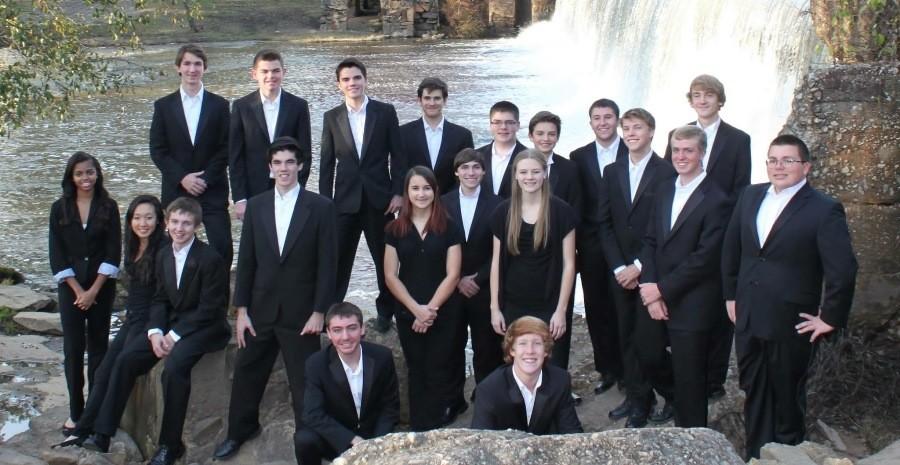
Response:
[0,306,22,335]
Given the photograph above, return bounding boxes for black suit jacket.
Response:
[149,239,230,347]
[477,140,528,199]
[664,120,751,203]
[319,98,406,213]
[548,153,583,223]
[722,182,857,340]
[442,188,500,287]
[229,90,312,201]
[233,188,337,329]
[48,197,121,286]
[400,118,474,195]
[570,140,629,250]
[149,89,230,207]
[471,364,582,435]
[640,178,731,331]
[598,154,677,270]
[303,341,400,453]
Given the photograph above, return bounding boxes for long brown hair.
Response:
[386,166,448,237]
[506,149,551,255]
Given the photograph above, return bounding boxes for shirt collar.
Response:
[423,116,445,132]
[172,236,195,256]
[459,185,481,199]
[596,136,620,154]
[180,84,204,101]
[492,143,516,160]
[275,183,301,201]
[630,149,653,169]
[545,153,555,166]
[338,345,363,375]
[697,117,721,132]
[260,89,282,106]
[346,95,369,115]
[767,178,807,197]
[512,366,543,394]
[676,170,707,190]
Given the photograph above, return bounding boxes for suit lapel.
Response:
[435,122,452,170]
[615,162,632,211]
[548,154,561,190]
[273,93,290,139]
[163,248,178,306]
[252,96,269,143]
[177,242,200,307]
[765,183,812,249]
[335,107,359,161]
[660,183,675,237]
[171,94,192,147]
[505,369,529,430]
[415,118,431,167]
[748,186,768,250]
[279,191,311,261]
[328,349,356,419]
[530,382,549,431]
[260,192,280,257]
[360,348,375,419]
[195,91,211,145]
[667,183,704,242]
[361,101,378,161]
[586,144,603,183]
[631,156,658,211]
[705,121,730,174]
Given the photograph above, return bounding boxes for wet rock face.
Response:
[810,0,899,63]
[334,428,745,465]
[783,62,900,332]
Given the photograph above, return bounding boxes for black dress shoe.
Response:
[82,433,110,453]
[61,425,76,438]
[52,435,87,448]
[374,315,391,333]
[438,401,469,427]
[149,445,184,465]
[608,398,631,420]
[625,411,649,428]
[571,392,582,406]
[594,375,618,395]
[213,427,260,461]
[649,401,675,423]
[708,386,726,401]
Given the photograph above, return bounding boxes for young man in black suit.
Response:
[214,137,337,460]
[664,75,751,399]
[295,302,400,465]
[318,58,405,333]
[229,49,312,220]
[477,101,528,199]
[570,99,629,395]
[597,108,677,428]
[82,197,231,465]
[400,78,474,195]
[442,148,503,402]
[149,44,232,268]
[638,126,731,428]
[722,135,856,459]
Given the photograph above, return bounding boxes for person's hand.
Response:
[796,311,835,342]
[490,309,506,335]
[385,195,403,215]
[615,265,640,290]
[234,202,247,221]
[412,318,430,333]
[150,333,169,359]
[235,307,256,348]
[639,283,662,306]
[549,310,567,340]
[646,300,669,320]
[410,304,436,323]
[74,287,98,310]
[457,274,480,298]
[726,300,736,323]
[180,171,207,196]
[300,312,324,335]
[350,436,364,447]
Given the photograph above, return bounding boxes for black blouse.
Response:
[48,197,121,286]
[385,217,463,318]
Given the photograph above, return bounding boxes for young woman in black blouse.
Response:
[384,166,463,431]
[49,152,121,435]
[59,195,166,450]
[490,149,577,368]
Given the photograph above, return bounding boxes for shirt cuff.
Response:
[166,330,181,342]
[613,265,626,275]
[53,268,75,283]
[97,263,120,278]
[236,199,247,204]
[633,259,642,271]
[147,328,163,338]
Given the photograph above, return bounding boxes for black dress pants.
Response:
[457,288,503,386]
[578,246,622,379]
[294,428,341,465]
[668,328,711,427]
[736,331,814,460]
[199,204,233,270]
[707,305,734,391]
[226,322,321,442]
[58,280,115,422]
[335,197,394,318]
[395,302,462,431]
[610,283,652,406]
[632,301,674,412]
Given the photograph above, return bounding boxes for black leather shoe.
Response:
[214,427,260,461]
[374,315,392,333]
[649,401,675,423]
[149,445,184,465]
[571,392,582,406]
[52,434,87,448]
[593,375,618,395]
[625,411,649,428]
[438,401,469,427]
[81,433,110,453]
[708,385,726,401]
[608,398,631,420]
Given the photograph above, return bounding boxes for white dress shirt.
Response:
[545,152,555,178]
[628,150,653,201]
[757,179,807,246]
[671,172,707,228]
[274,184,301,255]
[180,85,204,145]
[491,144,515,195]
[512,368,543,425]
[147,237,195,342]
[423,117,444,168]
[459,185,480,239]
[697,117,721,171]
[595,137,621,177]
[261,89,282,143]
[339,348,364,418]
[347,96,369,158]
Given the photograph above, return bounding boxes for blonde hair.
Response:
[686,74,726,107]
[506,149,551,255]
[503,316,553,364]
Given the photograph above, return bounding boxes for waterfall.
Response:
[509,0,827,181]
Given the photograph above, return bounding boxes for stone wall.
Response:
[320,0,350,31]
[488,0,516,34]
[782,63,900,331]
[381,0,440,38]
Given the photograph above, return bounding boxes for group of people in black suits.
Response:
[48,42,857,464]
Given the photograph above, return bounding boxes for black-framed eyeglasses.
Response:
[765,158,807,167]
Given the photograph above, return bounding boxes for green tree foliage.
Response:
[0,1,201,136]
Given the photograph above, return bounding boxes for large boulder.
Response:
[335,428,745,465]
[0,285,55,312]
[13,312,63,336]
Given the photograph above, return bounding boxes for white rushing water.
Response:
[510,0,827,182]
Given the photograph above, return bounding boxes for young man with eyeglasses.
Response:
[476,101,528,199]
